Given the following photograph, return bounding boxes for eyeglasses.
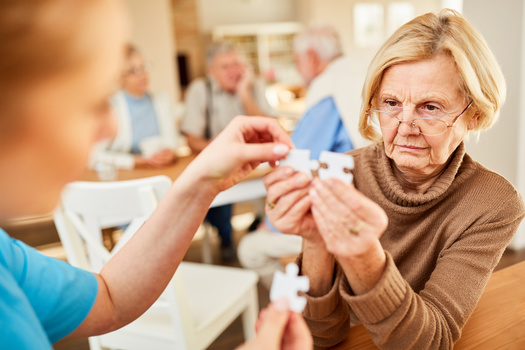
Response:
[367,100,473,136]
[123,63,151,76]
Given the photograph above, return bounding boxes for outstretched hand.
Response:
[187,116,293,193]
[237,299,313,350]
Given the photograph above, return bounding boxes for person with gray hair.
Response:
[181,40,275,261]
[238,24,365,288]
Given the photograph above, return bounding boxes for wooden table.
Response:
[333,260,525,349]
[79,154,270,182]
[7,154,272,247]
[80,154,195,182]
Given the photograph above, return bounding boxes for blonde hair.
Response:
[359,9,506,143]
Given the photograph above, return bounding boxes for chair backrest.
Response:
[53,175,197,349]
[55,175,171,271]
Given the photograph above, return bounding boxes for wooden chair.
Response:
[54,176,258,350]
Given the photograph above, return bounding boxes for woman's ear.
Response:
[467,110,481,130]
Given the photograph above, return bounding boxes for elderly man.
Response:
[182,41,275,261]
[238,24,366,287]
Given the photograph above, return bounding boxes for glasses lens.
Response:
[370,110,399,129]
[414,118,448,136]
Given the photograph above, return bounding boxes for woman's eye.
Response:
[424,104,439,111]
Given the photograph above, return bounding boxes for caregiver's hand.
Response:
[186,116,293,193]
[264,167,320,242]
[309,177,389,294]
[237,299,313,350]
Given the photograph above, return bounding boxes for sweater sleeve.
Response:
[339,194,525,350]
[296,254,350,349]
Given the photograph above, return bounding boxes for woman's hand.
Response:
[147,149,177,167]
[133,149,177,168]
[309,178,388,294]
[309,178,388,258]
[264,167,320,242]
[186,116,293,193]
[237,299,313,350]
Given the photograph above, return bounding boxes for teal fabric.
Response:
[0,229,98,348]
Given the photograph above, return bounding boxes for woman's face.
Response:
[121,52,149,97]
[0,0,128,221]
[377,54,476,179]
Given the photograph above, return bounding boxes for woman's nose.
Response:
[396,110,421,136]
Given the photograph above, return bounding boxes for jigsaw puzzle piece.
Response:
[279,149,318,179]
[270,263,310,313]
[318,151,354,184]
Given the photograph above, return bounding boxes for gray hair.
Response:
[205,41,237,66]
[293,24,343,61]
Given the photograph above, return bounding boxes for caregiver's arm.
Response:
[70,116,292,337]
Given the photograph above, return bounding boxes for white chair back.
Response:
[54,175,259,350]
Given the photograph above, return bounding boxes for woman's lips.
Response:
[396,144,426,152]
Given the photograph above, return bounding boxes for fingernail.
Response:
[309,187,318,198]
[273,144,290,156]
[274,297,288,311]
[313,178,323,190]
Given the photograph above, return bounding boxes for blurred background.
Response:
[127,0,525,250]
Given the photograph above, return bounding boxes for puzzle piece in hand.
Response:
[279,149,319,179]
[270,262,310,313]
[318,150,354,184]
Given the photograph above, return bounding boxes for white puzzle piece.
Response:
[318,151,354,184]
[270,262,310,313]
[279,149,319,179]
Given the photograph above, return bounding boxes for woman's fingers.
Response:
[236,116,293,148]
[324,179,388,231]
[264,171,310,207]
[264,166,295,187]
[282,312,314,350]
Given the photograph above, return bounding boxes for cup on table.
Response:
[95,161,118,181]
[139,136,165,158]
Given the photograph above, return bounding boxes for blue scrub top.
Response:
[0,229,98,349]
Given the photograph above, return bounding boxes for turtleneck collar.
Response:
[369,142,475,207]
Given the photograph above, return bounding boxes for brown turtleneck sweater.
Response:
[300,143,525,349]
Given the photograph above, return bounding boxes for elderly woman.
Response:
[92,44,179,169]
[0,0,312,348]
[265,9,525,349]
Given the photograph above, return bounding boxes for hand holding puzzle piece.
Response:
[279,149,354,184]
[270,263,309,313]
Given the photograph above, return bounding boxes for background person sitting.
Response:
[238,24,364,288]
[91,44,179,170]
[181,41,276,261]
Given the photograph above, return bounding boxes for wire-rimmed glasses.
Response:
[368,100,473,136]
[123,62,152,76]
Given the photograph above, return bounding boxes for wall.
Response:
[463,0,525,249]
[172,0,205,84]
[197,0,299,32]
[125,0,180,102]
[298,0,441,56]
